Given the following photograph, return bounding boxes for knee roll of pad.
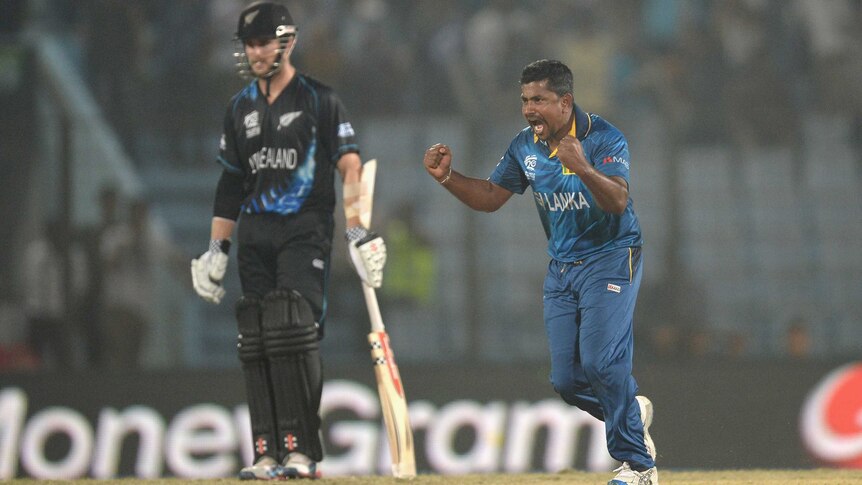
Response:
[236,295,263,363]
[262,289,319,357]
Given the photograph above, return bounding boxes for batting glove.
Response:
[347,226,386,288]
[191,239,230,304]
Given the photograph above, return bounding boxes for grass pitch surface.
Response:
[8,469,862,484]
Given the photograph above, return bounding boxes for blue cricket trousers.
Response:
[543,246,653,470]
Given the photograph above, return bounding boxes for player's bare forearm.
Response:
[423,143,512,212]
[337,152,363,228]
[442,171,513,213]
[211,217,236,241]
[579,171,629,214]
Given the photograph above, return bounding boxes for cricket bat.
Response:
[351,159,417,478]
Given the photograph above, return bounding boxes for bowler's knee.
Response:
[581,360,604,381]
[550,370,581,404]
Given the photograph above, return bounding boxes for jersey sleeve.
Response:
[488,138,529,194]
[216,101,245,175]
[320,90,360,162]
[213,99,246,220]
[213,170,245,221]
[592,131,631,184]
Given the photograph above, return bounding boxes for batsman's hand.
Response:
[191,240,230,304]
[346,226,386,288]
[424,143,452,182]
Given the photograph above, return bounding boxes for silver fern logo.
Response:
[244,10,259,27]
[278,111,302,130]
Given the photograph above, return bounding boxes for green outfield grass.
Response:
[8,469,862,484]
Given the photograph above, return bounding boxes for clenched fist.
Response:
[424,143,452,182]
[556,135,592,176]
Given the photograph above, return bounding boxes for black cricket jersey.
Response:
[216,73,359,219]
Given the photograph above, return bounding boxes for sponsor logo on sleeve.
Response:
[602,156,629,170]
[337,122,355,139]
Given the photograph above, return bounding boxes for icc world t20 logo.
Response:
[800,362,862,468]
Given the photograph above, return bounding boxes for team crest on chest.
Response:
[278,111,303,130]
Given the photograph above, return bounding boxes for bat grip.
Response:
[362,282,386,332]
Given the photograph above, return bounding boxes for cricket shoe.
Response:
[636,395,657,461]
[608,462,659,485]
[238,456,282,480]
[281,452,322,479]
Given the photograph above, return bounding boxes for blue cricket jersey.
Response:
[489,106,643,262]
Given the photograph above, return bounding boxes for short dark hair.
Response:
[520,59,573,97]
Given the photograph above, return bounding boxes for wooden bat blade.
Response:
[368,330,416,478]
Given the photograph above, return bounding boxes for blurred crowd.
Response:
[27,0,862,165]
[1,186,185,371]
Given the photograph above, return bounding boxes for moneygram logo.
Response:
[800,362,862,468]
[0,382,612,479]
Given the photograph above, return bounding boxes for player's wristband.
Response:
[346,226,369,242]
[437,166,452,185]
[210,239,231,254]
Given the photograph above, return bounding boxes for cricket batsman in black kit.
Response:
[190,2,386,480]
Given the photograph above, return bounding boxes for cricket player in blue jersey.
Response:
[423,59,657,485]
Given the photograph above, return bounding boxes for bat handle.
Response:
[362,282,386,333]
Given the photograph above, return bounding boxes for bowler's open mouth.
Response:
[529,119,545,137]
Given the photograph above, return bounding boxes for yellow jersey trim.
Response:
[556,115,591,175]
[532,109,592,175]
